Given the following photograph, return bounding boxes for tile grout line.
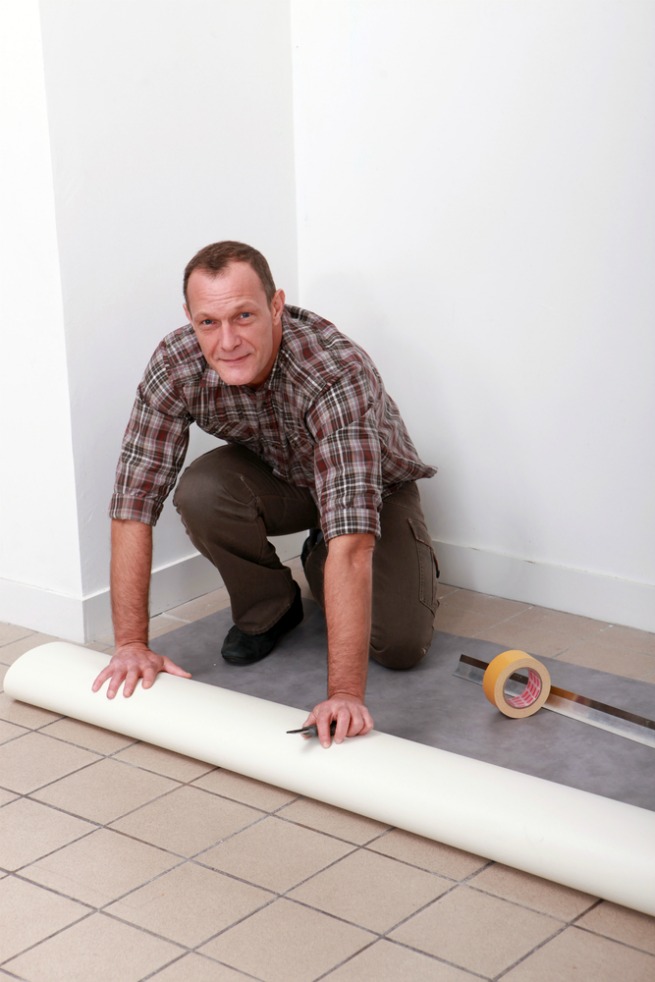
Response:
[0,894,97,971]
[492,915,589,981]
[139,949,267,982]
[3,605,655,978]
[5,750,181,807]
[6,745,627,974]
[335,935,493,982]
[569,907,655,959]
[462,880,598,921]
[492,934,567,980]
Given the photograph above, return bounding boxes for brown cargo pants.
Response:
[173,444,438,669]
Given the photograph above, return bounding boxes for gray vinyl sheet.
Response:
[153,600,655,811]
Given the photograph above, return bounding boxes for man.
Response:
[93,241,438,747]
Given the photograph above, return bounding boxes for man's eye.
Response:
[201,319,213,327]
[239,312,252,320]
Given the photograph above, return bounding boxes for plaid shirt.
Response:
[110,305,435,540]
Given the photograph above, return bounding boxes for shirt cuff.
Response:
[109,494,160,526]
[321,507,381,542]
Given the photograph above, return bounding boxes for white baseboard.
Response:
[0,532,308,645]
[82,552,225,643]
[0,576,88,643]
[0,562,217,645]
[84,529,308,641]
[435,540,655,633]
[3,535,653,644]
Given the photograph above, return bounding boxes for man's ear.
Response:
[183,303,191,323]
[271,289,285,321]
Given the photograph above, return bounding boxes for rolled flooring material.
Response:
[152,604,655,810]
[5,641,655,916]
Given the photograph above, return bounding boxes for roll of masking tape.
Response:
[482,650,551,719]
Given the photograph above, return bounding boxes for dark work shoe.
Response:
[221,584,304,666]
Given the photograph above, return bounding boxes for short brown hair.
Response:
[183,241,276,304]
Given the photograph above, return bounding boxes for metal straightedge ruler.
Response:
[455,653,655,749]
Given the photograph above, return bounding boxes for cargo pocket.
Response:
[408,518,439,614]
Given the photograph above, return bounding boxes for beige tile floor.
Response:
[1,559,655,981]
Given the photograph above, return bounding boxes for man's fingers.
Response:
[332,709,351,745]
[306,697,374,747]
[301,711,316,731]
[340,710,370,741]
[106,670,127,699]
[124,666,147,697]
[91,650,190,701]
[317,713,335,748]
[162,656,192,678]
[91,667,112,693]
[356,708,374,736]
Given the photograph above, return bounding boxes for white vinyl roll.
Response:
[5,642,655,916]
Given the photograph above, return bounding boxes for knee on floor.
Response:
[369,636,431,671]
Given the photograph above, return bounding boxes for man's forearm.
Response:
[93,519,191,699]
[323,533,375,701]
[110,519,153,647]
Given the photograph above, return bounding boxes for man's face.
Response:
[184,262,285,387]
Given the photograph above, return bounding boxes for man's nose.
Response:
[219,323,241,350]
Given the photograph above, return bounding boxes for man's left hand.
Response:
[303,693,374,748]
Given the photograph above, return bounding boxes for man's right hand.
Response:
[91,642,192,699]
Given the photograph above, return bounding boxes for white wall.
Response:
[292,0,655,629]
[2,0,654,639]
[0,1,83,631]
[1,0,298,639]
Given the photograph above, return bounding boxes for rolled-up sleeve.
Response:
[109,346,192,525]
[309,374,383,541]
